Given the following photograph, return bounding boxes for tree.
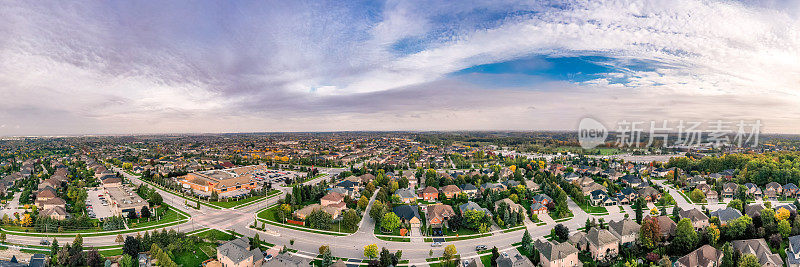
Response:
[141,206,151,218]
[115,234,124,244]
[640,217,661,250]
[738,254,760,267]
[690,189,706,203]
[358,196,369,210]
[380,247,393,267]
[363,244,378,259]
[727,199,743,213]
[321,247,333,267]
[252,233,260,250]
[553,224,569,242]
[672,206,680,222]
[634,198,644,223]
[307,209,333,230]
[672,218,698,254]
[123,236,140,257]
[779,219,792,238]
[521,230,533,254]
[0,233,5,243]
[491,247,500,266]
[443,244,458,263]
[119,254,134,267]
[381,212,401,233]
[721,242,735,267]
[86,248,102,267]
[50,238,59,258]
[777,207,791,221]
[341,209,360,232]
[369,200,385,223]
[149,192,163,206]
[707,224,721,247]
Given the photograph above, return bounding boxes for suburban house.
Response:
[263,253,311,267]
[722,183,738,198]
[496,253,534,267]
[494,198,525,215]
[679,208,710,230]
[459,184,478,198]
[744,203,766,218]
[320,192,347,210]
[530,202,548,215]
[293,204,341,220]
[785,183,800,198]
[777,203,798,213]
[645,215,676,239]
[393,205,421,229]
[787,235,800,267]
[532,194,553,206]
[425,204,456,229]
[732,239,784,267]
[616,188,638,205]
[420,186,439,201]
[674,245,723,267]
[459,201,492,217]
[394,188,417,203]
[765,182,783,200]
[533,239,582,267]
[440,185,462,199]
[608,218,640,245]
[620,175,645,188]
[744,183,762,199]
[710,207,743,225]
[216,236,264,267]
[637,186,661,202]
[590,190,617,206]
[581,228,620,260]
[696,184,712,194]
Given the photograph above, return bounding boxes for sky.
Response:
[1,0,799,135]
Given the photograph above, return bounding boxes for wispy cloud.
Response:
[0,0,798,135]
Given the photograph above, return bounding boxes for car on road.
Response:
[475,245,487,251]
[463,260,470,267]
[431,242,442,247]
[40,239,49,245]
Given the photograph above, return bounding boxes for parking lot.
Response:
[86,187,114,219]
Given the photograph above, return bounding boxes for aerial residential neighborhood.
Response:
[0,132,799,267]
[2,0,798,266]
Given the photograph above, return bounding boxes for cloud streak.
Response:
[0,0,798,135]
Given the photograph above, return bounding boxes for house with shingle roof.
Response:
[440,184,461,199]
[732,238,783,267]
[787,235,800,267]
[675,245,723,267]
[710,207,743,225]
[582,228,620,260]
[394,188,417,203]
[459,201,491,217]
[645,215,676,238]
[679,208,710,230]
[533,239,582,267]
[608,218,640,245]
[393,205,421,228]
[217,236,264,267]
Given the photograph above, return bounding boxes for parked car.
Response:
[431,242,442,247]
[40,239,50,245]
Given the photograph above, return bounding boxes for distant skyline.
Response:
[1,0,799,136]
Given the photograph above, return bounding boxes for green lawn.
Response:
[99,249,123,257]
[194,229,235,243]
[207,190,280,209]
[256,204,357,235]
[579,197,609,214]
[174,248,211,267]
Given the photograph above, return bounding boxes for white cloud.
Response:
[0,0,798,135]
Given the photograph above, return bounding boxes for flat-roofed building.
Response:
[105,186,149,217]
[178,167,262,196]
